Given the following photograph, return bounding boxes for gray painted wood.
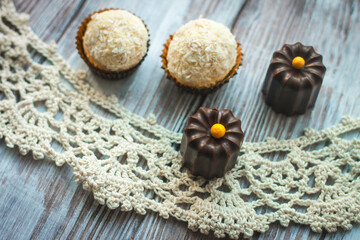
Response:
[0,0,359,239]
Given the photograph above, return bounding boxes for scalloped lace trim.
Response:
[0,1,359,239]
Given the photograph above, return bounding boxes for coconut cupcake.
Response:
[161,18,242,92]
[76,9,149,79]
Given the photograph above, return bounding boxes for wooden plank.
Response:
[0,0,359,239]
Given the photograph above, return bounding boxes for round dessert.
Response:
[76,9,149,79]
[161,18,242,92]
[262,42,326,115]
[180,107,245,179]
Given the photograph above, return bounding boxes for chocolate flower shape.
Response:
[180,107,244,179]
[262,42,326,115]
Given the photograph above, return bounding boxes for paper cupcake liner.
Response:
[76,8,150,80]
[161,35,243,94]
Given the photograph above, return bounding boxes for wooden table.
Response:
[1,0,359,239]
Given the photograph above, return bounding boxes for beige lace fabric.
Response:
[1,1,360,238]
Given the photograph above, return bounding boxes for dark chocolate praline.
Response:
[180,107,244,179]
[262,42,326,115]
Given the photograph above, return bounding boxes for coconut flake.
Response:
[83,10,148,71]
[167,18,237,88]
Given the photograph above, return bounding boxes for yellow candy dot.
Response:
[210,123,226,139]
[292,56,305,69]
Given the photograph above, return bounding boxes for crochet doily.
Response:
[0,1,360,238]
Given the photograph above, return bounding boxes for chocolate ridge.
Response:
[180,107,244,179]
[262,42,326,115]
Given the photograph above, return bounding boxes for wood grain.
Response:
[0,0,359,239]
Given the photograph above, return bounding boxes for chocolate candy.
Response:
[180,107,244,179]
[262,42,326,115]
